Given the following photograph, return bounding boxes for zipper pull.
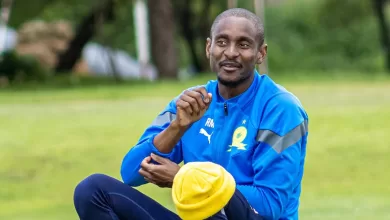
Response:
[224,102,228,115]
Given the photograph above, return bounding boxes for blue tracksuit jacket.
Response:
[121,71,309,220]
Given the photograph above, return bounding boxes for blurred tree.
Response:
[8,0,131,76]
[317,0,390,72]
[173,0,225,73]
[319,0,372,28]
[228,0,237,8]
[55,0,116,73]
[254,0,268,74]
[265,0,382,73]
[173,0,254,74]
[148,0,178,79]
[7,0,55,29]
[372,0,390,72]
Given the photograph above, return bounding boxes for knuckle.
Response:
[197,86,206,93]
[186,91,195,97]
[183,102,190,108]
[179,94,186,100]
[194,92,202,99]
[177,100,186,107]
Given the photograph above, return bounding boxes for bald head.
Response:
[210,8,265,46]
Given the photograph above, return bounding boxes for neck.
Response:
[218,74,254,100]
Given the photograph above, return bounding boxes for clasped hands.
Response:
[139,87,212,188]
[139,153,180,188]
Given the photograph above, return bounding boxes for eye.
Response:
[216,40,227,46]
[240,43,250,49]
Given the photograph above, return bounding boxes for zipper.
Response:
[215,102,228,164]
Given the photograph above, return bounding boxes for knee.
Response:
[73,173,110,207]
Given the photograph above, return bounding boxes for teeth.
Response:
[222,64,239,68]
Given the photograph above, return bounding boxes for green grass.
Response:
[1,73,390,219]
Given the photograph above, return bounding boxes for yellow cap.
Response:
[171,161,236,220]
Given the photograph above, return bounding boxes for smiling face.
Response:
[206,16,267,88]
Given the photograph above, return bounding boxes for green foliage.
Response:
[318,0,372,29]
[93,1,137,57]
[8,0,54,28]
[7,0,388,76]
[11,0,138,57]
[265,0,384,73]
[39,0,95,25]
[39,0,135,52]
[237,0,255,9]
[0,51,51,83]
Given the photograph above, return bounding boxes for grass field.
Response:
[1,73,390,219]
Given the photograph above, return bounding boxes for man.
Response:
[73,8,309,220]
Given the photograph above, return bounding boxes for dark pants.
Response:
[73,173,263,220]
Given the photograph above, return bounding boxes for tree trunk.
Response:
[373,0,390,72]
[148,0,178,79]
[198,0,213,72]
[174,0,213,73]
[55,0,115,73]
[175,0,202,73]
[228,0,237,8]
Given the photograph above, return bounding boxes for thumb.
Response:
[206,93,213,107]
[151,153,168,164]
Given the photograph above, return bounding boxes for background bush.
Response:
[265,0,383,74]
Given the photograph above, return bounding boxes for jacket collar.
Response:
[214,69,261,107]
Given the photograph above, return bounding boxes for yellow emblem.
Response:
[227,126,247,152]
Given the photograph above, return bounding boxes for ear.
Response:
[206,37,212,59]
[256,44,268,64]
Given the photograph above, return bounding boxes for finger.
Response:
[185,90,206,109]
[181,93,200,114]
[176,99,193,115]
[207,93,213,103]
[193,87,210,103]
[150,153,169,165]
[139,168,164,185]
[144,176,158,185]
[146,178,166,188]
[158,182,171,188]
[140,167,164,181]
[139,168,154,179]
[140,157,154,171]
[140,156,151,166]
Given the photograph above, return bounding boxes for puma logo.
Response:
[199,128,212,144]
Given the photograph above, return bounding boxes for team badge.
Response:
[227,126,247,152]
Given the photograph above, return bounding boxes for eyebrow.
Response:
[214,33,255,44]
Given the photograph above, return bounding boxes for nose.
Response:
[223,44,239,59]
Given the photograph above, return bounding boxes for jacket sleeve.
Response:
[120,99,184,186]
[236,93,309,219]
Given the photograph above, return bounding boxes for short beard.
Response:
[217,73,251,88]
